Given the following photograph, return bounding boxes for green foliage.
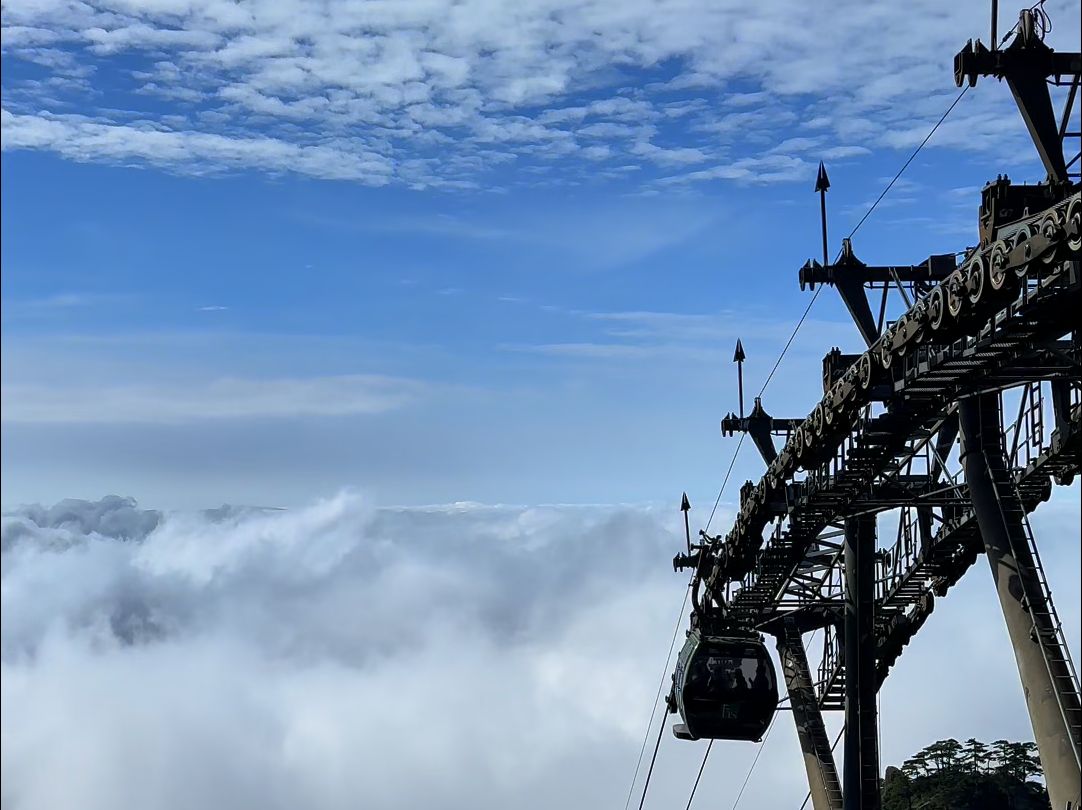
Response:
[883,737,1049,810]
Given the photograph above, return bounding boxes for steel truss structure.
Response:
[668,8,1082,810]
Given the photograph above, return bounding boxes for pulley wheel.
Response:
[1038,211,1062,264]
[802,425,817,464]
[857,352,874,391]
[1065,196,1081,253]
[792,424,806,461]
[946,271,966,318]
[879,337,894,369]
[966,255,986,305]
[929,285,948,330]
[902,301,927,353]
[988,239,1011,290]
[812,403,826,437]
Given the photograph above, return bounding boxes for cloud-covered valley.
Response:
[2,491,1078,809]
[2,493,695,810]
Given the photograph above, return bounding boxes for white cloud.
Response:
[658,153,811,185]
[502,309,861,367]
[2,293,114,311]
[1,492,1077,809]
[1,374,426,423]
[820,144,872,160]
[0,109,395,184]
[584,308,857,346]
[0,494,695,810]
[2,0,1076,187]
[504,341,692,360]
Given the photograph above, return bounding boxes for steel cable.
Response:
[704,432,746,531]
[636,715,669,810]
[846,86,969,241]
[730,716,778,809]
[758,85,970,402]
[703,81,970,545]
[755,287,823,400]
[622,582,692,810]
[683,740,714,810]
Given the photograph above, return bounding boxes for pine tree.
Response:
[882,737,1049,810]
[991,739,1041,782]
[901,749,931,778]
[962,737,989,773]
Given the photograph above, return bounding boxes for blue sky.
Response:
[2,0,1080,508]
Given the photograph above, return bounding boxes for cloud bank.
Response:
[1,494,698,810]
[2,492,1078,809]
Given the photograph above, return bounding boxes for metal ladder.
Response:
[989,462,1082,769]
[781,618,844,810]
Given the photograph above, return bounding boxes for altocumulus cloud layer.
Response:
[3,0,1078,188]
[1,493,700,810]
[2,492,1078,809]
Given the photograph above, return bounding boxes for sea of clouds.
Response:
[2,491,1078,809]
[1,493,713,810]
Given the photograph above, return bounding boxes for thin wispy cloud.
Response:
[1,375,427,424]
[1,292,134,315]
[503,341,692,360]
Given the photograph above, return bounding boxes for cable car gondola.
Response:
[670,628,778,741]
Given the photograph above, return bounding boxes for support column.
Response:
[843,514,880,810]
[959,394,1081,810]
[777,619,843,810]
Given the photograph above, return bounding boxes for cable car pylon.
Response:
[657,5,1081,810]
